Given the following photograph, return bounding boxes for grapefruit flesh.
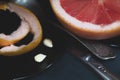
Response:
[60,0,120,25]
[50,0,120,39]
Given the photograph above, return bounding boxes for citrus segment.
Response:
[60,0,91,17]
[60,0,120,25]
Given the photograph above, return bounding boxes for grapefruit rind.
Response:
[0,20,30,46]
[0,3,42,56]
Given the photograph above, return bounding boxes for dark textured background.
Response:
[4,0,120,80]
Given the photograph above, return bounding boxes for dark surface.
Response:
[0,9,21,34]
[0,0,120,80]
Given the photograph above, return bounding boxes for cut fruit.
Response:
[0,20,30,46]
[0,3,42,56]
[50,0,120,39]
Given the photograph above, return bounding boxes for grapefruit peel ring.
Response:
[0,20,30,46]
[0,3,42,56]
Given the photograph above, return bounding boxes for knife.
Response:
[52,22,116,60]
[69,44,119,80]
[51,23,119,80]
[43,21,120,80]
[64,29,116,60]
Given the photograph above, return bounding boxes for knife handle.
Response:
[82,55,119,80]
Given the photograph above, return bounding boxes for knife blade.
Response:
[77,38,116,60]
[52,22,116,60]
[64,29,116,60]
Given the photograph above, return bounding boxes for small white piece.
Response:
[34,53,47,63]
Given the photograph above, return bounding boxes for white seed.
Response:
[43,38,53,48]
[34,53,46,63]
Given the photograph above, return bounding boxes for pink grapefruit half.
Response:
[50,0,120,40]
